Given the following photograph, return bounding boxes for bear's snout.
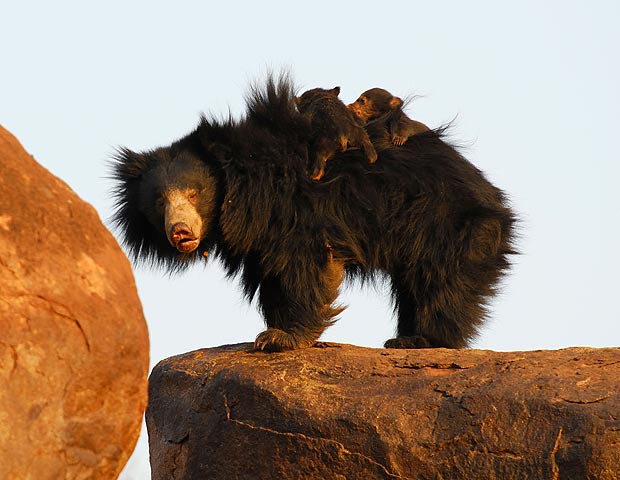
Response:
[163,188,204,254]
[168,222,200,253]
[347,103,365,121]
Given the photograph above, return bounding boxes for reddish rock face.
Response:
[0,126,149,479]
[147,343,620,480]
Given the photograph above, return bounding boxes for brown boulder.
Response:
[0,126,149,479]
[147,343,620,480]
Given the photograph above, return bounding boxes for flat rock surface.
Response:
[147,343,620,480]
[0,126,149,479]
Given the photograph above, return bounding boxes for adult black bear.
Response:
[111,75,517,352]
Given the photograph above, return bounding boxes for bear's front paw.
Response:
[254,328,315,352]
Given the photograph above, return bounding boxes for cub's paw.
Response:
[384,335,432,349]
[310,168,325,181]
[254,328,314,352]
[392,135,407,146]
[366,146,378,164]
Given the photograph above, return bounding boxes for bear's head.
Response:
[111,147,218,271]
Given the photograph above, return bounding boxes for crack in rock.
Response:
[396,362,468,370]
[0,342,19,377]
[550,427,562,480]
[38,295,91,352]
[7,293,91,352]
[561,394,611,404]
[222,393,405,479]
[37,294,91,352]
[168,434,189,480]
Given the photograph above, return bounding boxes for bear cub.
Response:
[296,86,377,180]
[348,88,430,146]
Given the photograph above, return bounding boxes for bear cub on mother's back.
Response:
[348,87,430,146]
[295,86,377,180]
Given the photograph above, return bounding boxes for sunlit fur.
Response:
[110,73,517,351]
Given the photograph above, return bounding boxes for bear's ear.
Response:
[331,86,341,97]
[389,96,403,109]
[112,147,151,179]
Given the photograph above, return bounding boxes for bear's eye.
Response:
[187,189,199,201]
[155,196,165,208]
[359,97,367,104]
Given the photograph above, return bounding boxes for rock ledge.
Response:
[147,343,620,480]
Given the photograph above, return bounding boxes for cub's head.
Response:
[110,147,219,271]
[347,88,403,124]
[294,86,341,111]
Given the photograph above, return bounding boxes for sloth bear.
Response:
[111,74,517,352]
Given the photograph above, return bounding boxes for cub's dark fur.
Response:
[295,86,377,180]
[111,74,517,352]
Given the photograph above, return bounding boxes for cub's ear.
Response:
[112,147,151,179]
[389,96,404,109]
[331,86,341,97]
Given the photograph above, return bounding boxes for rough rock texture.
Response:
[0,126,149,479]
[147,343,620,480]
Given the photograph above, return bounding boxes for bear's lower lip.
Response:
[175,239,200,253]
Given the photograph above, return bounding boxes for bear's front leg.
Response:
[254,257,345,352]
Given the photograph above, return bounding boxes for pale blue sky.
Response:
[2,1,619,477]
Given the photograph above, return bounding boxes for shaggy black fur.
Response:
[111,74,517,352]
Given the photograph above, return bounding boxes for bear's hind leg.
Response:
[384,280,435,349]
[385,274,480,349]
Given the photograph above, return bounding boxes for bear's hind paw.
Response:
[384,335,433,349]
